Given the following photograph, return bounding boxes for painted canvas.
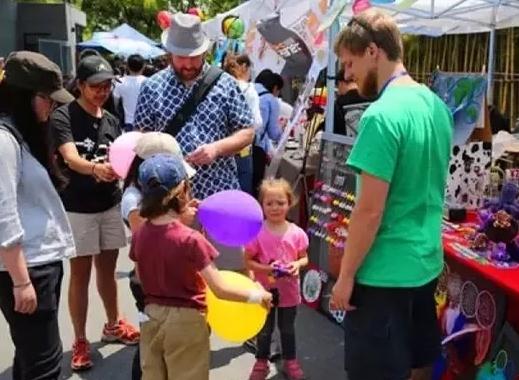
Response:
[431,72,487,146]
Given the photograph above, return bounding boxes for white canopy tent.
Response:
[323,0,519,133]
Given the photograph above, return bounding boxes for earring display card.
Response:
[308,134,356,280]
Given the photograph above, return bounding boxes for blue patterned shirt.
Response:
[134,65,254,200]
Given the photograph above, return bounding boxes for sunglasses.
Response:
[347,17,380,47]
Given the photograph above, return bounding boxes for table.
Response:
[443,233,519,329]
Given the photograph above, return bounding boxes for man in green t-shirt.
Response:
[330,10,453,380]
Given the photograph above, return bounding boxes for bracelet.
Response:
[91,163,97,176]
[247,289,263,304]
[13,281,31,289]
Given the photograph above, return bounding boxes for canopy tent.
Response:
[338,0,519,36]
[77,23,164,59]
[110,23,160,46]
[323,0,519,133]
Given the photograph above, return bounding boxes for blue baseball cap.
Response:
[138,153,188,194]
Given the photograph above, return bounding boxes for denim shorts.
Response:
[344,279,441,380]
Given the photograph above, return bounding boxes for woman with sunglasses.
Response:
[50,55,139,372]
[0,51,75,380]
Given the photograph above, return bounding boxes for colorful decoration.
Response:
[108,131,142,179]
[197,190,263,247]
[302,267,323,307]
[222,15,245,39]
[187,7,204,20]
[156,10,172,30]
[206,271,268,343]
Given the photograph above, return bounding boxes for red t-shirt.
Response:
[129,220,219,311]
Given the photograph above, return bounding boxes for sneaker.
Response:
[71,338,93,371]
[101,319,140,345]
[243,338,257,354]
[283,359,305,380]
[249,359,270,380]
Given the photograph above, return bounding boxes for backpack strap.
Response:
[0,116,23,145]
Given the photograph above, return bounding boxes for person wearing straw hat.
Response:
[134,13,255,271]
[0,51,75,380]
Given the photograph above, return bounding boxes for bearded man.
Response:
[134,13,254,271]
[330,10,453,380]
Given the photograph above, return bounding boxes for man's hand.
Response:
[187,143,220,166]
[331,277,356,312]
[13,283,37,314]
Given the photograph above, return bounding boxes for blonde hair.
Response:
[334,10,403,62]
[258,178,297,208]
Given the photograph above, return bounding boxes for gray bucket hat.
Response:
[161,13,210,57]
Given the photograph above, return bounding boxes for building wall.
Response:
[16,2,86,75]
[0,0,18,58]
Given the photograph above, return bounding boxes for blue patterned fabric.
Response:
[134,65,254,200]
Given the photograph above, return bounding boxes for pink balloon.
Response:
[108,131,142,179]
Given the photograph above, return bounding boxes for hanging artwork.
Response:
[445,141,492,209]
[431,72,487,146]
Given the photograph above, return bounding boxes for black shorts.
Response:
[344,279,441,380]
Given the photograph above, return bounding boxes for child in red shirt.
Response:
[245,179,309,380]
[130,153,271,380]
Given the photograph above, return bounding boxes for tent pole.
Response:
[325,17,340,133]
[487,26,496,105]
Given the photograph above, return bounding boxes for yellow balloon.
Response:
[206,271,268,343]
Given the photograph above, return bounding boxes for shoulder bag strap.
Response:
[164,66,224,137]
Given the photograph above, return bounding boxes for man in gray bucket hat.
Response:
[134,13,254,271]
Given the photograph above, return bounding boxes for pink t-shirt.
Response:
[245,223,309,307]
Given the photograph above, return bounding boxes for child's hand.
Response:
[269,260,282,273]
[260,290,273,309]
[287,261,300,277]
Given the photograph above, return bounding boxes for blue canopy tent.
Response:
[77,24,164,59]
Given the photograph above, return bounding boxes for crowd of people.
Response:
[0,9,456,380]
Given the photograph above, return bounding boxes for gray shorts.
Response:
[67,205,127,257]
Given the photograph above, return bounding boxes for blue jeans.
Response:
[236,154,253,195]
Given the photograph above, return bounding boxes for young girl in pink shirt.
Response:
[245,179,309,380]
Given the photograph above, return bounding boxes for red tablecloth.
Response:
[443,235,519,329]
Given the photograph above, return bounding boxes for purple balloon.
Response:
[197,190,264,247]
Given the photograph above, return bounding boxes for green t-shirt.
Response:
[347,84,453,287]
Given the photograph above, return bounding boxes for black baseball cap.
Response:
[4,51,74,103]
[77,55,117,84]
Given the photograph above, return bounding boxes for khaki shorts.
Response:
[67,205,127,256]
[141,305,210,380]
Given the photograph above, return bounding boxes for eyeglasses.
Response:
[347,17,380,47]
[86,81,114,93]
[35,93,57,110]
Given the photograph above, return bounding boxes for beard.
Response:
[174,65,203,82]
[358,68,378,100]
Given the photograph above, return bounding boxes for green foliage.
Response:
[20,0,242,40]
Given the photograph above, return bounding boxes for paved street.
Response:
[0,248,345,380]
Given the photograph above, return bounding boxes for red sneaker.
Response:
[71,338,93,371]
[283,359,305,380]
[101,319,140,345]
[249,359,270,380]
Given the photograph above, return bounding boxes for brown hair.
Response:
[258,178,297,208]
[140,180,192,219]
[223,53,252,78]
[333,10,403,61]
